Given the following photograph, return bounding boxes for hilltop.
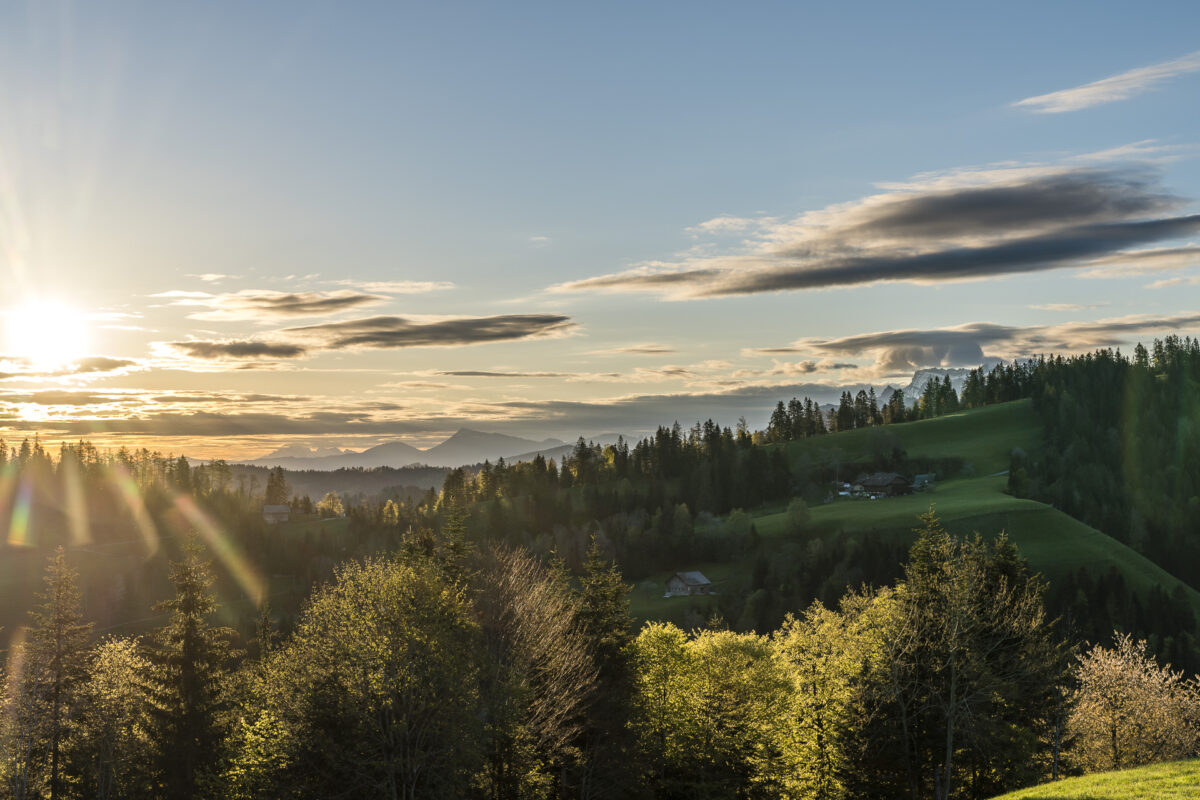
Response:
[989,760,1200,799]
[631,400,1200,630]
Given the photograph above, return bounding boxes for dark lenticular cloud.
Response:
[795,313,1200,371]
[836,169,1177,241]
[719,215,1200,295]
[170,340,309,359]
[288,314,575,349]
[554,167,1200,297]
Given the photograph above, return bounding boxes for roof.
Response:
[859,472,909,488]
[671,571,711,586]
[262,504,291,514]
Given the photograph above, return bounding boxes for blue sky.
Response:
[0,1,1198,455]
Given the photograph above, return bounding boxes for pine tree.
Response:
[437,503,475,583]
[28,546,93,800]
[264,467,289,506]
[142,537,236,800]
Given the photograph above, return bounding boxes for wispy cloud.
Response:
[286,314,576,350]
[1029,302,1109,311]
[551,167,1200,299]
[332,280,455,294]
[686,216,759,234]
[439,370,577,378]
[588,343,677,355]
[1078,244,1200,278]
[155,289,388,321]
[1146,275,1200,289]
[1014,51,1200,113]
[0,356,141,381]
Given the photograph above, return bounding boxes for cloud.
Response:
[0,383,876,440]
[287,314,576,349]
[153,290,211,299]
[687,216,758,234]
[631,365,693,380]
[332,280,455,294]
[588,343,677,355]
[4,391,125,406]
[186,273,235,282]
[1013,50,1200,113]
[381,381,465,390]
[167,340,309,359]
[789,313,1200,372]
[551,167,1200,298]
[150,392,307,404]
[1070,139,1200,164]
[439,370,575,378]
[1078,244,1200,277]
[0,356,140,381]
[157,289,388,321]
[1146,275,1200,289]
[1029,303,1109,311]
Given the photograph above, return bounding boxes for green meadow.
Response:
[633,401,1200,625]
[989,760,1200,800]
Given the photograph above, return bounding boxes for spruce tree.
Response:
[264,467,289,506]
[142,537,236,800]
[28,546,93,800]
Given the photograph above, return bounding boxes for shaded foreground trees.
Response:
[3,512,1200,799]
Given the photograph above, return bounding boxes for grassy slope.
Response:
[989,760,1200,800]
[633,401,1200,624]
[777,399,1041,477]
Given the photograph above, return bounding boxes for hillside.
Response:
[989,760,1200,799]
[632,400,1200,627]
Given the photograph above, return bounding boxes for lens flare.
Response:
[0,461,18,546]
[108,463,160,557]
[8,474,34,547]
[173,494,266,607]
[61,455,92,546]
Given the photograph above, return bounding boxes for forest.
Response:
[3,509,1198,800]
[1,339,1200,798]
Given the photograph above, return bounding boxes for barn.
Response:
[857,472,912,498]
[665,571,713,597]
[262,504,291,524]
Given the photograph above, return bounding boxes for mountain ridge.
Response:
[241,428,570,470]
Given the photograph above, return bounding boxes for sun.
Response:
[5,300,91,371]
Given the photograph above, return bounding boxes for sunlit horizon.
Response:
[0,2,1195,461]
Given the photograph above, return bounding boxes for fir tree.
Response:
[141,537,237,800]
[28,547,93,800]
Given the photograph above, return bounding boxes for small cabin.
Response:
[262,504,291,524]
[857,472,911,498]
[666,571,713,597]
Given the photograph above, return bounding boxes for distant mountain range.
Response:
[899,358,1005,403]
[241,429,629,471]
